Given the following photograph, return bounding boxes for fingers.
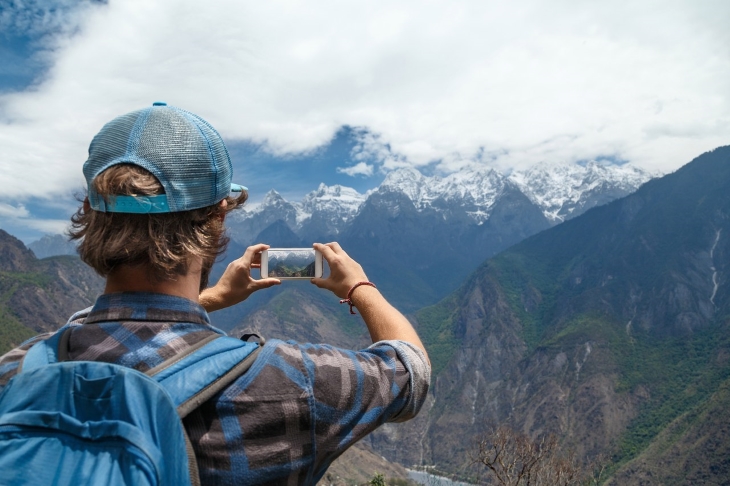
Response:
[242,243,270,266]
[310,242,368,298]
[313,242,336,262]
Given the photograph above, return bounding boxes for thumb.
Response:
[256,278,281,289]
[310,277,329,290]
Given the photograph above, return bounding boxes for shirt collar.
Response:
[85,292,212,326]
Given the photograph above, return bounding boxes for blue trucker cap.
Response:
[84,102,245,213]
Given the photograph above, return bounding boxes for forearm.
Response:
[350,285,429,362]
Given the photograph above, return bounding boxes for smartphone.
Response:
[261,248,323,279]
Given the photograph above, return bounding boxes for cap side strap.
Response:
[105,194,170,213]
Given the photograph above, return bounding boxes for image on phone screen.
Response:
[267,249,318,278]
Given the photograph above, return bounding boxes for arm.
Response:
[199,243,281,312]
[311,242,429,363]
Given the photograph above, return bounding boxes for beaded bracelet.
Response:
[339,281,377,314]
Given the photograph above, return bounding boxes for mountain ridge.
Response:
[367,145,729,482]
[228,161,656,245]
[0,229,104,353]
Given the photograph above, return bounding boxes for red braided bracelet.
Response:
[340,281,377,314]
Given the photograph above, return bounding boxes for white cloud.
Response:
[19,217,69,234]
[0,202,68,238]
[0,0,96,37]
[0,203,30,218]
[0,0,728,201]
[337,162,374,177]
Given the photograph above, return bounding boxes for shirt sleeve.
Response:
[291,339,430,475]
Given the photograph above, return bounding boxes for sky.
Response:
[0,0,728,243]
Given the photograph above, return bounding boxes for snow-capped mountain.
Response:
[298,183,368,226]
[227,162,657,245]
[509,161,657,222]
[377,167,507,223]
[227,184,368,244]
[373,162,655,224]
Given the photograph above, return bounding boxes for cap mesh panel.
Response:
[83,105,233,212]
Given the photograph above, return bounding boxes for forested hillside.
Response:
[368,146,730,483]
[0,230,103,353]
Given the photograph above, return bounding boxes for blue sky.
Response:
[0,0,728,243]
[229,127,386,202]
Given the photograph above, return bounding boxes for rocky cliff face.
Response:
[0,230,37,272]
[367,146,730,482]
[0,230,103,352]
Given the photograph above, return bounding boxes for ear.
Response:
[83,197,91,212]
[218,198,228,223]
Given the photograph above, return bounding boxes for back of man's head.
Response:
[69,103,247,287]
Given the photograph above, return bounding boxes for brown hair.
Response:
[69,164,246,289]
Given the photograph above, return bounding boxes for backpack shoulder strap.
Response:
[21,324,262,418]
[146,334,263,418]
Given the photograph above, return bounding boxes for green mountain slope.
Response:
[370,146,730,482]
[0,230,103,353]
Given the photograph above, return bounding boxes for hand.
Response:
[311,242,369,299]
[200,243,280,312]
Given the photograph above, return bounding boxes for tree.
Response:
[471,425,603,486]
[369,473,387,486]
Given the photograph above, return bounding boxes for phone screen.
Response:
[267,249,318,278]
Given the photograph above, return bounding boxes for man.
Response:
[0,103,430,484]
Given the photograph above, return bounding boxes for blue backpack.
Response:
[0,324,262,485]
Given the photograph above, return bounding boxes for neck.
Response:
[104,261,202,302]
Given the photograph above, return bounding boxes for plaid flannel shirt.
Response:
[0,292,430,485]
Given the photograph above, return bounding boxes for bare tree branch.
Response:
[471,425,602,486]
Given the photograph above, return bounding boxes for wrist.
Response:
[339,281,377,314]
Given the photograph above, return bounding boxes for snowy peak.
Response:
[509,161,657,222]
[379,167,428,202]
[228,184,367,244]
[261,189,290,208]
[300,183,367,220]
[227,161,657,245]
[376,167,507,222]
[434,167,505,207]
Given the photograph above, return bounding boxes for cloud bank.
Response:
[0,0,728,201]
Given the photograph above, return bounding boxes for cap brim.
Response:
[229,183,248,198]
